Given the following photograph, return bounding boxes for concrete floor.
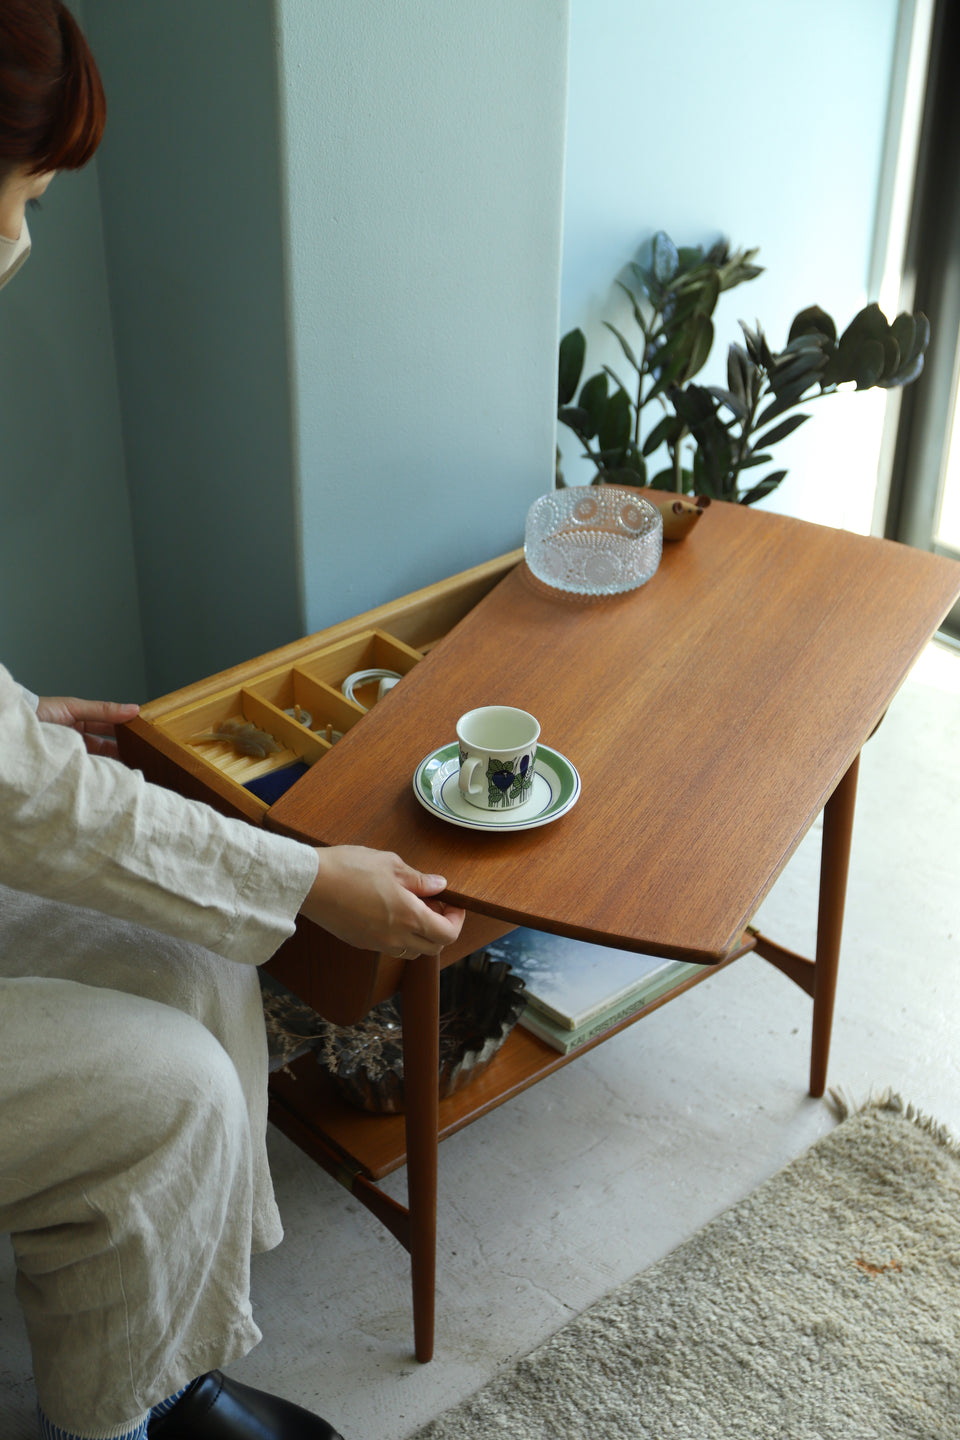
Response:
[2,640,959,1439]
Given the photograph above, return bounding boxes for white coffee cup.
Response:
[456,705,540,811]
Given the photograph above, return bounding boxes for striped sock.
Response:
[37,1408,149,1440]
[149,1381,194,1420]
[37,1383,191,1440]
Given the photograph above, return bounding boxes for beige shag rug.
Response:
[412,1094,960,1439]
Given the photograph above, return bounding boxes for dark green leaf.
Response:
[822,344,855,387]
[628,260,655,301]
[667,382,717,428]
[558,329,586,406]
[557,406,590,436]
[842,303,890,347]
[603,321,640,372]
[788,306,836,345]
[723,262,764,287]
[707,385,749,421]
[601,459,647,487]
[648,311,714,387]
[652,231,680,285]
[753,412,809,448]
[768,352,825,395]
[648,319,694,369]
[644,351,688,406]
[737,451,773,469]
[741,323,761,363]
[773,374,823,413]
[614,280,648,336]
[649,466,694,493]
[878,352,925,388]
[642,413,685,456]
[824,306,894,387]
[597,386,632,455]
[890,312,916,366]
[668,271,721,324]
[677,245,704,270]
[781,331,831,357]
[672,385,734,496]
[755,394,791,429]
[727,344,750,405]
[692,449,717,498]
[578,372,608,438]
[739,470,787,506]
[854,339,886,389]
[881,313,929,385]
[682,314,714,381]
[880,332,900,377]
[712,246,759,291]
[740,321,775,370]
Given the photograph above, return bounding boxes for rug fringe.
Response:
[828,1086,960,1155]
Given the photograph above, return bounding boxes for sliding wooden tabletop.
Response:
[268,499,960,962]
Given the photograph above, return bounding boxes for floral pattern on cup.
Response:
[486,752,535,808]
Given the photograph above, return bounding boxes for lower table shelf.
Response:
[267,941,749,1182]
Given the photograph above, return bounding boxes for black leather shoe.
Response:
[147,1370,345,1439]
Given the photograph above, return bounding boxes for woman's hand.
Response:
[301,845,466,958]
[36,696,140,757]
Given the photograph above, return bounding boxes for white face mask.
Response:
[0,218,31,290]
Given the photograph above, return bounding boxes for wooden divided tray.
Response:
[148,629,424,812]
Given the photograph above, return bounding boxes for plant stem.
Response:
[729,378,764,501]
[635,293,666,448]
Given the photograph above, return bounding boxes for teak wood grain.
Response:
[268,499,960,962]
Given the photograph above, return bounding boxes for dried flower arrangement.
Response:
[260,954,527,1111]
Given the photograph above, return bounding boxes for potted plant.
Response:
[557,231,929,506]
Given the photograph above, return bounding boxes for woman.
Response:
[0,5,464,1439]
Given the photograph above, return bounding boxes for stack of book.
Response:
[483,928,706,1054]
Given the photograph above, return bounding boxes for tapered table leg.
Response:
[810,752,860,1097]
[401,953,441,1361]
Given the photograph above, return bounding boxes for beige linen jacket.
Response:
[0,662,319,965]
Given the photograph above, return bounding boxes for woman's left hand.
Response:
[36,696,140,757]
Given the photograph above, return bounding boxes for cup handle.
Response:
[458,756,483,796]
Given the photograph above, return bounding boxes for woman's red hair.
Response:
[0,0,105,179]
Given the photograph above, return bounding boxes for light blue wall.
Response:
[559,0,901,531]
[0,123,144,699]
[63,0,568,691]
[277,0,569,630]
[83,0,300,697]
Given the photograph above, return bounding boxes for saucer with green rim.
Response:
[413,742,580,832]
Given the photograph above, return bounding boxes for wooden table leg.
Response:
[401,953,441,1362]
[810,752,860,1097]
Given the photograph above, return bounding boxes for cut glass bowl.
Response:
[524,486,663,595]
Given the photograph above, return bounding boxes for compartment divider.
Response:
[142,628,428,814]
[240,690,330,765]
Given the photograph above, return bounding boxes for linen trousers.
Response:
[0,883,284,1438]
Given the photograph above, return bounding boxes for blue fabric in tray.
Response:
[244,761,310,805]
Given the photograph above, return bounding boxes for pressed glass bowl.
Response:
[524,486,663,595]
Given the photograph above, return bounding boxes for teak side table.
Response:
[119,497,960,1364]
